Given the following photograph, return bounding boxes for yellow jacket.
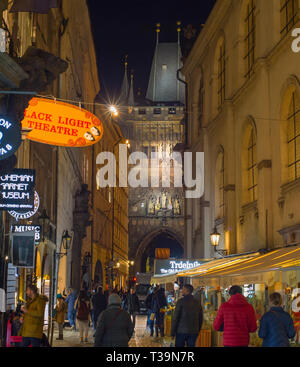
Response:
[55,300,67,324]
[21,295,48,339]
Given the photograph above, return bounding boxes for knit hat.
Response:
[57,294,62,299]
[108,293,121,305]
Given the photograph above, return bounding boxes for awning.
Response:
[177,252,260,278]
[178,245,300,281]
[150,273,179,284]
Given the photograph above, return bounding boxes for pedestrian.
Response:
[213,285,257,347]
[151,285,167,337]
[145,286,155,336]
[171,284,203,347]
[94,293,134,347]
[65,288,77,331]
[75,290,91,344]
[20,285,48,347]
[258,292,296,347]
[125,287,140,330]
[91,286,107,329]
[55,294,67,340]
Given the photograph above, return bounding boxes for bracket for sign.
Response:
[0,91,37,95]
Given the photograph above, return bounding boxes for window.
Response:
[215,151,225,219]
[168,107,176,114]
[247,127,258,202]
[162,64,167,71]
[138,108,146,115]
[244,0,256,79]
[287,92,300,181]
[217,41,225,108]
[280,0,299,37]
[198,78,204,134]
[154,108,161,115]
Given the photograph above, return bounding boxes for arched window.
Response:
[217,39,226,108]
[287,92,300,181]
[247,127,258,202]
[215,150,225,219]
[244,0,256,79]
[280,0,299,37]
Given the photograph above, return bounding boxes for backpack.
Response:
[77,300,89,320]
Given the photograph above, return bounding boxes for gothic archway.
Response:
[135,228,184,273]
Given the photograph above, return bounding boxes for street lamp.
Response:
[38,209,50,242]
[210,227,227,257]
[109,105,119,117]
[56,230,72,258]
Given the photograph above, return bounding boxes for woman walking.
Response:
[259,292,295,347]
[75,290,91,344]
[55,294,67,340]
[94,294,134,347]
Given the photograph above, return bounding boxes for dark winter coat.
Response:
[94,304,134,347]
[145,293,154,310]
[258,307,296,347]
[151,288,167,313]
[125,293,140,314]
[92,291,107,323]
[213,293,257,347]
[171,294,203,336]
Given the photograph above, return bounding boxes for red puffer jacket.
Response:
[213,293,257,347]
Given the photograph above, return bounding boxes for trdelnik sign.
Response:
[154,259,206,276]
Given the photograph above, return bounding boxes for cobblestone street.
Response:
[52,315,170,347]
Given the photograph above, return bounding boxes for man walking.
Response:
[65,288,77,330]
[152,285,167,337]
[91,286,107,329]
[171,284,203,347]
[213,285,257,347]
[125,287,140,329]
[20,285,48,347]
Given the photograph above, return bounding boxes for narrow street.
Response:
[52,315,170,347]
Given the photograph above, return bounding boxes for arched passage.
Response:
[135,229,184,273]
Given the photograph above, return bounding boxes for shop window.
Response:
[138,108,146,115]
[168,107,176,114]
[154,108,161,114]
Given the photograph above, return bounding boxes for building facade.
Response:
[0,0,100,343]
[182,0,300,259]
[119,26,186,275]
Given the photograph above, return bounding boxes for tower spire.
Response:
[128,70,135,106]
[120,54,129,104]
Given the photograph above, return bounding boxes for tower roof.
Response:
[119,57,129,104]
[146,42,185,104]
[128,72,135,106]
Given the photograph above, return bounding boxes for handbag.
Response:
[150,313,155,321]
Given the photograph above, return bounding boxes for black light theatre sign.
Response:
[0,118,21,160]
[11,231,35,268]
[0,169,35,210]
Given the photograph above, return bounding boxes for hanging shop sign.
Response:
[0,169,35,210]
[11,230,35,268]
[21,97,103,147]
[11,225,41,243]
[154,259,207,276]
[0,117,21,160]
[8,191,40,221]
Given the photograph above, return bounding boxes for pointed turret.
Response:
[146,23,185,103]
[128,71,135,106]
[119,55,129,104]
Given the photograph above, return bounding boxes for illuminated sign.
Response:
[154,259,206,276]
[11,231,35,268]
[0,169,35,210]
[22,98,103,147]
[8,191,40,221]
[0,118,21,160]
[12,225,41,243]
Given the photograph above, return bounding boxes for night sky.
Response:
[87,0,216,102]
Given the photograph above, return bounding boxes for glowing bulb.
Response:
[109,106,119,116]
